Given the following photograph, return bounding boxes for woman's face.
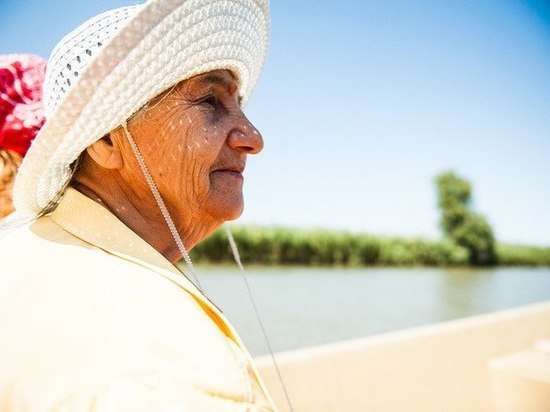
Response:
[123,69,263,225]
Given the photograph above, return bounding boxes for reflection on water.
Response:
[199,267,550,356]
[439,269,494,318]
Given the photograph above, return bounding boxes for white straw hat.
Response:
[13,0,269,215]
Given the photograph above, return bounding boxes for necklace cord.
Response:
[123,122,294,411]
[224,225,295,412]
[122,122,204,293]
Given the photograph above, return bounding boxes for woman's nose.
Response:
[227,115,264,154]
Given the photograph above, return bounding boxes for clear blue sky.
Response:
[1,0,549,246]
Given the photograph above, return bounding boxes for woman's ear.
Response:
[85,133,123,169]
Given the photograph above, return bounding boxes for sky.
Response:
[1,0,549,246]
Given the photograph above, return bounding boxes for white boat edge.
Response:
[255,301,550,412]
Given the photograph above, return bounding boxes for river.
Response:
[197,266,550,356]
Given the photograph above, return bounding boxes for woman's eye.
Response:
[199,94,217,108]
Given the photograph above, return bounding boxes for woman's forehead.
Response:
[180,69,238,94]
[191,69,237,86]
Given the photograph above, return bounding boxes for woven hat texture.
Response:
[14,0,269,215]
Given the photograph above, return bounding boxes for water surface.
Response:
[198,267,550,356]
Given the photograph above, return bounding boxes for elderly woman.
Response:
[0,1,278,410]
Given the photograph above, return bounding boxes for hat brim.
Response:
[14,0,268,215]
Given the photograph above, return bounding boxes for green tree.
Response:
[435,171,496,265]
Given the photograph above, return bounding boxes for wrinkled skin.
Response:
[72,70,263,262]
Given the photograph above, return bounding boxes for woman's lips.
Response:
[218,170,243,177]
[211,169,244,179]
[212,162,245,178]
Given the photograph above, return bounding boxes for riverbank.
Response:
[191,226,550,267]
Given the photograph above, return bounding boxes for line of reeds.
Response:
[190,226,550,267]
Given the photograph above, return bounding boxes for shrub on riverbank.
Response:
[435,171,496,265]
[191,226,550,267]
[496,243,550,266]
[192,226,468,266]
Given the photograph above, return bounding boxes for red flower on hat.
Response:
[0,54,47,157]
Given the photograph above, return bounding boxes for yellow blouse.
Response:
[0,188,276,411]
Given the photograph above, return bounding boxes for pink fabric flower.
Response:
[0,54,47,157]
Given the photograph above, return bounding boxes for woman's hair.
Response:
[0,149,23,218]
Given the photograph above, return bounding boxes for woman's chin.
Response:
[206,195,244,222]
